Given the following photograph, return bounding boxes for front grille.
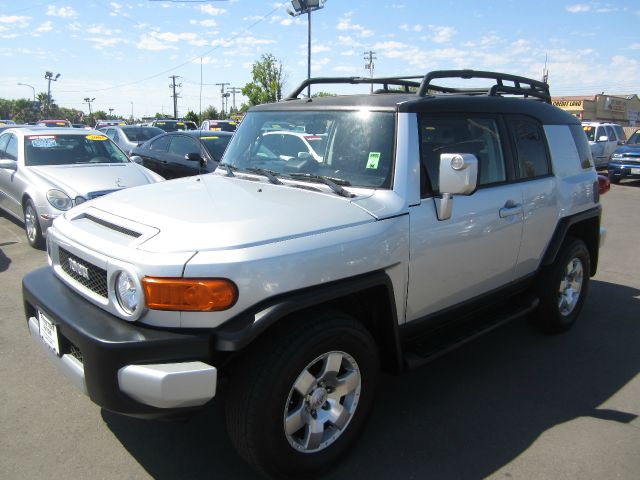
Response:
[59,247,108,298]
[84,214,141,238]
[69,344,84,364]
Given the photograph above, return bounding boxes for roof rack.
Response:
[285,70,551,103]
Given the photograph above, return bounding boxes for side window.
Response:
[419,115,505,194]
[4,134,18,161]
[595,126,607,141]
[149,135,170,151]
[0,133,11,155]
[104,129,115,139]
[113,132,120,143]
[511,118,551,179]
[605,126,616,142]
[569,124,594,169]
[168,136,199,155]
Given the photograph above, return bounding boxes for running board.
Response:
[403,295,539,370]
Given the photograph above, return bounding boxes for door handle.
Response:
[499,200,523,218]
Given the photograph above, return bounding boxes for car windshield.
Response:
[24,133,130,166]
[198,134,232,160]
[627,131,639,145]
[221,110,395,189]
[583,125,596,142]
[122,126,164,142]
[155,121,193,132]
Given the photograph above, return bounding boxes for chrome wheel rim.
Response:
[558,257,584,316]
[284,351,361,454]
[24,204,38,244]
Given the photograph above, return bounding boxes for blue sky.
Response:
[1,0,639,119]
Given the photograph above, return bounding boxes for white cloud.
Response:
[0,15,30,28]
[199,5,227,16]
[312,44,331,54]
[137,34,176,51]
[429,25,456,44]
[189,19,217,27]
[337,16,373,37]
[280,18,293,26]
[400,24,423,32]
[631,43,640,50]
[35,21,53,33]
[566,4,591,13]
[87,24,121,36]
[46,6,78,18]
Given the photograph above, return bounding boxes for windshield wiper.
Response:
[245,167,283,185]
[287,173,354,198]
[218,163,237,177]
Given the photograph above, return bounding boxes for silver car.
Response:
[0,127,164,248]
[100,125,165,155]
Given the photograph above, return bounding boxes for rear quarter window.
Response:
[569,124,594,169]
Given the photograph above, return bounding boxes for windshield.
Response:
[583,125,595,142]
[122,126,164,142]
[628,131,640,145]
[24,134,130,166]
[199,134,232,160]
[221,110,395,189]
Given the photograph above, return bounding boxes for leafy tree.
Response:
[201,105,219,120]
[242,53,286,106]
[93,110,108,121]
[183,110,200,125]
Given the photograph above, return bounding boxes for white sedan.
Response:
[0,127,164,248]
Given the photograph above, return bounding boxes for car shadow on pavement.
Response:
[0,247,11,272]
[102,279,640,480]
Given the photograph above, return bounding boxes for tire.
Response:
[533,237,590,333]
[609,175,621,184]
[23,199,45,249]
[225,310,379,479]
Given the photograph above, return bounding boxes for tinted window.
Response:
[605,126,616,142]
[199,135,232,160]
[511,119,550,179]
[149,135,170,151]
[628,131,640,145]
[612,125,626,142]
[419,115,505,194]
[5,134,18,160]
[122,127,164,142]
[168,135,199,155]
[569,124,594,169]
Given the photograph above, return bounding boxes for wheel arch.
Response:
[213,270,404,374]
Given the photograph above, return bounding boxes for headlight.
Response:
[46,189,73,211]
[115,271,140,315]
[74,196,86,205]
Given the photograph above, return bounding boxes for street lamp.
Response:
[287,0,326,98]
[17,82,36,102]
[44,71,61,118]
[108,108,114,119]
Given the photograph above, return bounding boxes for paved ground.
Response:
[1,181,639,480]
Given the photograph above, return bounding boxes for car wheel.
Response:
[609,175,621,184]
[225,310,379,479]
[533,237,590,333]
[23,199,45,249]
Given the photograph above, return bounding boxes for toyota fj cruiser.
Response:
[23,70,605,479]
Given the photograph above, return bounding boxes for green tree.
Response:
[242,53,286,106]
[93,110,108,121]
[184,110,200,125]
[201,105,219,120]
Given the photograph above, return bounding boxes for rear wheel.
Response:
[225,310,379,479]
[533,237,590,333]
[23,199,44,249]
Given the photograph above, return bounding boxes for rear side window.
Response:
[569,124,594,169]
[149,135,170,151]
[510,118,551,179]
[5,134,18,160]
[168,136,199,155]
[605,126,617,142]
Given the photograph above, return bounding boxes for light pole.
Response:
[108,108,114,119]
[84,97,95,125]
[287,0,326,98]
[17,82,36,102]
[44,71,60,118]
[130,102,134,122]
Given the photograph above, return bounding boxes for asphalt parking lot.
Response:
[1,182,639,480]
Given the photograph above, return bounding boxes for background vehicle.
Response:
[0,119,16,126]
[608,129,640,183]
[0,127,163,248]
[94,120,127,129]
[151,119,198,132]
[200,119,238,132]
[22,71,605,478]
[130,130,232,178]
[35,120,72,128]
[100,125,164,155]
[255,130,327,163]
[582,122,625,168]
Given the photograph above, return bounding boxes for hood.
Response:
[81,174,376,252]
[28,163,156,197]
[614,144,640,155]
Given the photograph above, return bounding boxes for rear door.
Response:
[140,135,171,177]
[166,135,202,178]
[0,133,23,217]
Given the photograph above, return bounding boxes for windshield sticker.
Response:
[366,152,381,169]
[31,137,57,148]
[177,122,185,125]
[200,136,219,140]
[86,134,108,141]
[156,122,165,125]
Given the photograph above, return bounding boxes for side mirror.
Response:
[0,159,17,171]
[597,135,609,142]
[129,155,143,164]
[435,153,479,221]
[297,151,312,160]
[185,152,205,163]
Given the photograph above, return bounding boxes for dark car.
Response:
[151,119,198,132]
[608,129,640,183]
[130,130,233,179]
[101,125,164,155]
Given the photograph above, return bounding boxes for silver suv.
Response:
[23,70,605,479]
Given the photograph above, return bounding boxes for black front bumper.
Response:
[22,267,213,418]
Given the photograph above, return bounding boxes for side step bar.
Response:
[403,295,539,370]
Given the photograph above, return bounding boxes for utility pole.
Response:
[363,50,376,93]
[215,82,230,118]
[229,87,242,113]
[169,75,182,119]
[83,97,95,124]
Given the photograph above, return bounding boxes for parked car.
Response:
[130,130,232,179]
[0,127,164,248]
[200,119,238,132]
[608,129,640,183]
[35,119,72,128]
[256,130,327,163]
[582,122,625,169]
[0,119,16,126]
[22,70,606,478]
[72,123,90,129]
[151,119,198,132]
[94,120,127,129]
[100,125,164,155]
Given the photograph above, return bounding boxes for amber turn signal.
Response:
[141,277,238,311]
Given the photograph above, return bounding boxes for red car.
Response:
[35,119,72,128]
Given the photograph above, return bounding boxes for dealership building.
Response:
[551,94,640,127]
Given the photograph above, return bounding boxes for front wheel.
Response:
[23,199,44,249]
[225,310,379,479]
[533,237,591,333]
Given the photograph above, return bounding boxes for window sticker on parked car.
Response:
[86,135,108,141]
[200,136,219,140]
[29,136,57,148]
[366,152,381,169]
